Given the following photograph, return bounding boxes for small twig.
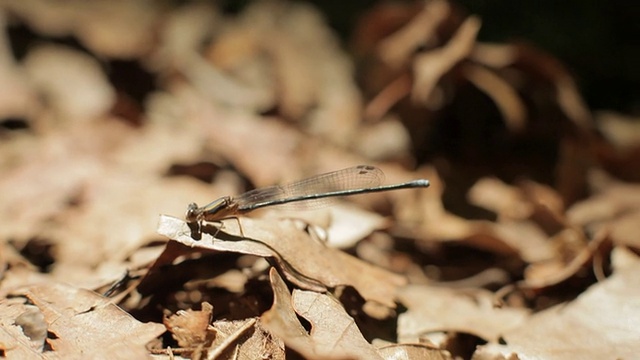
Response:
[207,318,257,360]
[150,347,197,355]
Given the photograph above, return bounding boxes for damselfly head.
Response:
[185,202,200,223]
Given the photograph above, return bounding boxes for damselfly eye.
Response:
[185,203,199,222]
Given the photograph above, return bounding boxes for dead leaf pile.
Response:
[0,1,638,359]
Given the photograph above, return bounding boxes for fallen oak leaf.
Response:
[182,48,276,111]
[179,83,425,204]
[411,16,481,105]
[517,228,609,290]
[606,210,640,249]
[206,317,284,360]
[294,290,384,360]
[261,268,312,354]
[0,132,105,244]
[397,285,529,344]
[42,174,222,289]
[262,268,383,360]
[377,343,454,360]
[481,246,640,359]
[467,177,533,220]
[376,0,451,69]
[323,204,390,248]
[465,177,574,263]
[243,1,364,145]
[514,43,593,131]
[23,44,115,122]
[132,239,261,324]
[463,219,553,262]
[0,299,46,358]
[178,84,306,187]
[261,203,389,249]
[469,43,517,69]
[463,63,527,132]
[468,176,566,229]
[391,166,542,259]
[471,343,520,360]
[597,111,640,151]
[157,215,407,309]
[568,169,640,230]
[12,282,165,359]
[353,117,413,160]
[3,0,159,58]
[156,215,297,287]
[163,302,214,350]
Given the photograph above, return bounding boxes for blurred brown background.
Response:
[304,0,640,113]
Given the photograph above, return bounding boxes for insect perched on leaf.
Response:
[186,165,430,235]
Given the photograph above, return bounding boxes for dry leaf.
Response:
[596,111,640,151]
[353,118,412,161]
[324,204,390,248]
[263,203,389,249]
[261,268,313,353]
[607,210,640,249]
[207,317,284,360]
[164,302,214,349]
[0,299,47,357]
[468,177,532,219]
[0,1,636,358]
[473,220,555,262]
[182,53,276,112]
[3,0,159,58]
[294,290,384,360]
[5,283,165,359]
[157,215,407,308]
[0,127,107,243]
[262,1,363,144]
[485,248,640,359]
[176,77,424,196]
[23,44,115,121]
[470,43,517,68]
[411,16,481,105]
[397,285,529,343]
[463,64,527,132]
[49,175,208,270]
[262,268,383,360]
[151,2,220,75]
[512,43,593,130]
[520,228,606,289]
[568,171,640,226]
[377,0,450,69]
[404,173,536,256]
[466,177,570,262]
[377,343,453,360]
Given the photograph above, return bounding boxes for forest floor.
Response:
[1,1,639,359]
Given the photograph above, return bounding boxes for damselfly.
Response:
[186,165,429,229]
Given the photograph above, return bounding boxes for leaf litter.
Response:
[0,1,638,359]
